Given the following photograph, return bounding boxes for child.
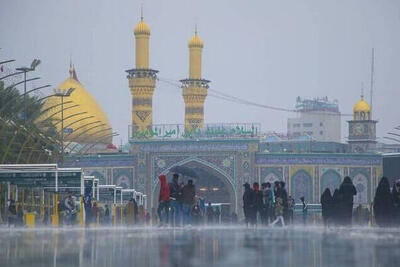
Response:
[270,197,285,226]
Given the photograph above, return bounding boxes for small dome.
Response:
[353,99,371,113]
[188,33,203,48]
[134,20,150,35]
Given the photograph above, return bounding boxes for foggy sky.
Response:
[1,0,400,145]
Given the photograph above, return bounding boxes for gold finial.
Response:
[140,3,144,21]
[194,18,198,35]
[69,58,73,77]
[361,82,364,100]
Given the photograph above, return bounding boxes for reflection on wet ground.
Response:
[1,226,400,267]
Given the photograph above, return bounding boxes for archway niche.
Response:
[152,159,237,213]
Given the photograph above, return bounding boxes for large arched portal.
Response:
[152,159,237,213]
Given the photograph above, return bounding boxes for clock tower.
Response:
[348,93,377,153]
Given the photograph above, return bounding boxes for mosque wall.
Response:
[255,153,383,204]
[63,154,136,189]
[64,143,382,212]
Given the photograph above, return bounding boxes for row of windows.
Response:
[292,131,324,136]
[290,122,324,128]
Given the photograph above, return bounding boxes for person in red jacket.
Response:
[158,174,170,226]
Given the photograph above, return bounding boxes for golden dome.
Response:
[188,32,203,48]
[134,19,150,35]
[39,66,112,145]
[353,98,371,113]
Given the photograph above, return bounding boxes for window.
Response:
[303,123,313,127]
[293,123,301,128]
[320,131,323,135]
[305,131,313,135]
[320,122,323,127]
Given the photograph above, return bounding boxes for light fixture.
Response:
[30,59,41,70]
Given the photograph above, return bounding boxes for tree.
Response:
[0,80,61,163]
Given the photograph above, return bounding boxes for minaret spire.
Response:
[128,11,158,133]
[181,23,210,131]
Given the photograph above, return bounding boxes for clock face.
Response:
[353,123,364,136]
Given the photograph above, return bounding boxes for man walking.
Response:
[158,174,170,226]
[182,179,196,225]
[262,182,273,225]
[243,183,255,227]
[169,173,182,226]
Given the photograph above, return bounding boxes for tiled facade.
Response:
[64,140,382,214]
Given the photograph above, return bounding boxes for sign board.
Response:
[0,171,82,187]
[130,123,261,140]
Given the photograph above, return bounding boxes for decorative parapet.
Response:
[255,153,382,166]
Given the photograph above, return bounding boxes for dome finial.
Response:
[134,4,150,35]
[195,18,198,35]
[69,57,74,78]
[361,82,364,100]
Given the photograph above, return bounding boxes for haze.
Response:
[1,0,399,145]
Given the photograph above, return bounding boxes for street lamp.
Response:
[16,59,41,125]
[53,87,75,164]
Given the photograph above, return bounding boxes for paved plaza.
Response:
[1,226,400,267]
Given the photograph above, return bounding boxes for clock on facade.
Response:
[353,123,364,136]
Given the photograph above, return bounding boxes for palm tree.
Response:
[0,80,61,163]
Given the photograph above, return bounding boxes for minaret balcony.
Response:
[180,78,210,89]
[126,68,158,79]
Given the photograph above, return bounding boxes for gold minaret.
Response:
[127,10,158,133]
[181,26,210,130]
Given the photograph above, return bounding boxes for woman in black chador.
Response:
[373,177,393,227]
[243,183,255,226]
[320,188,333,226]
[331,189,341,225]
[338,176,357,225]
[392,180,400,226]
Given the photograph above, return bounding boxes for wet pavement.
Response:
[1,226,400,267]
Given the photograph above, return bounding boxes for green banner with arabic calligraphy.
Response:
[129,123,261,140]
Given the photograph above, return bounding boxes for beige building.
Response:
[287,97,341,142]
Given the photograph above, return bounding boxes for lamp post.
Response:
[54,87,75,165]
[16,59,41,125]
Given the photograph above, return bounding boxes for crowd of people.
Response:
[242,181,299,227]
[5,174,400,228]
[320,176,400,227]
[372,177,400,226]
[320,176,357,226]
[157,173,237,226]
